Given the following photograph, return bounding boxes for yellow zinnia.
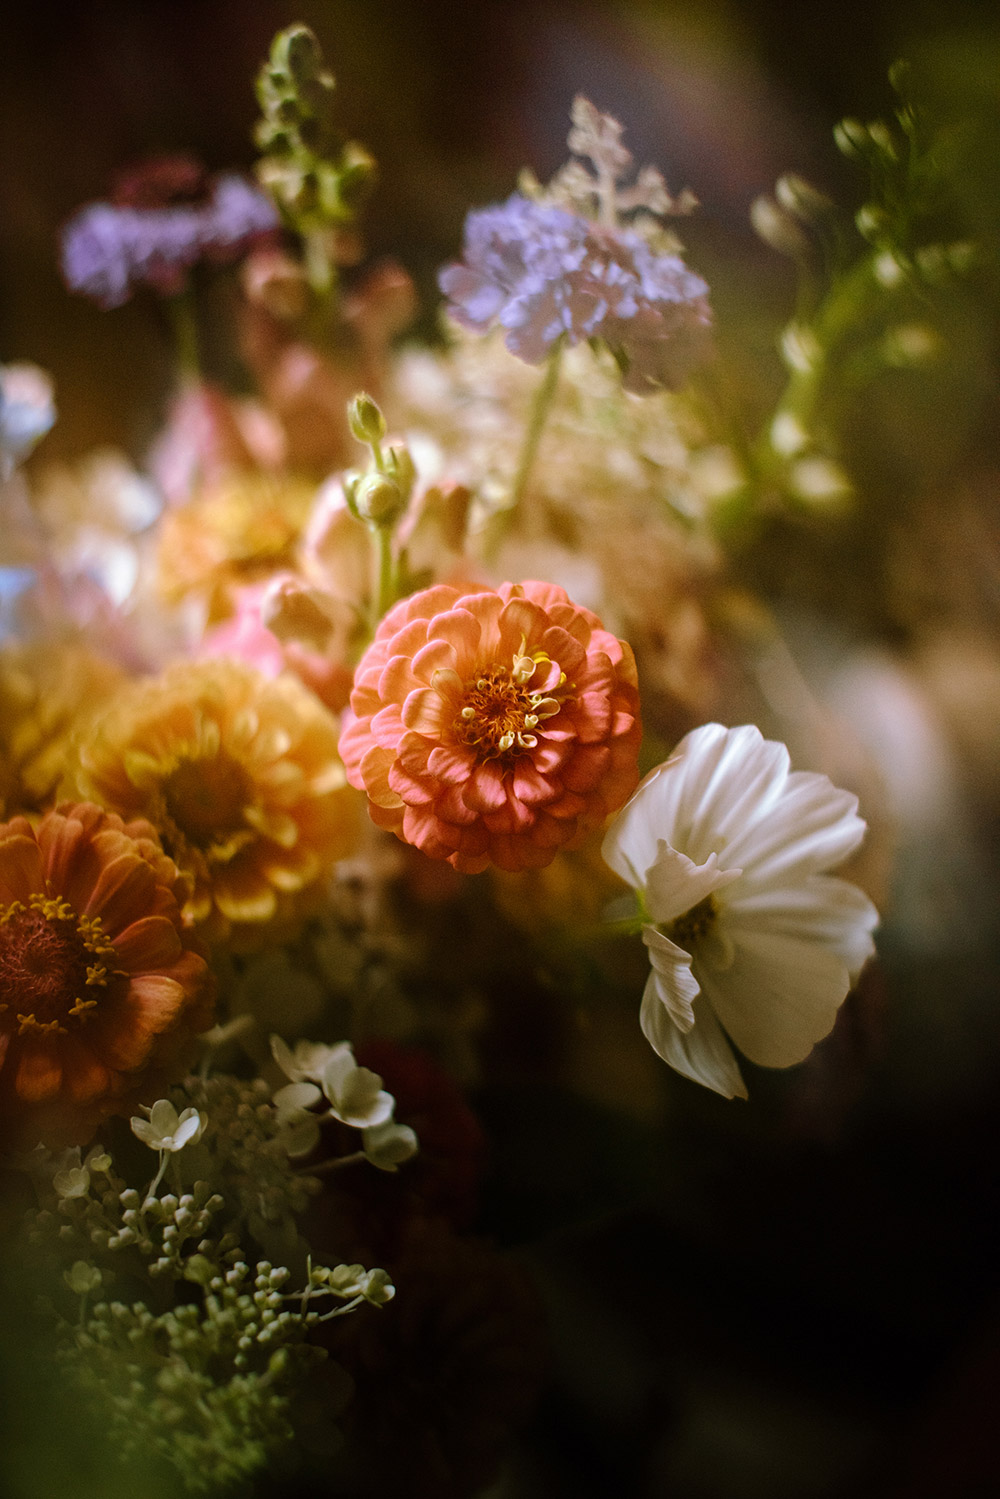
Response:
[68,658,359,945]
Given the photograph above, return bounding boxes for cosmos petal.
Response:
[639,972,747,1100]
[699,928,853,1069]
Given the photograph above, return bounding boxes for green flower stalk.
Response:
[254,24,377,335]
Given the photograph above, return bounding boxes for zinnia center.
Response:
[452,656,567,760]
[666,894,718,949]
[0,895,120,1036]
[162,752,253,847]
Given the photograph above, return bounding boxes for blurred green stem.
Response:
[168,292,201,381]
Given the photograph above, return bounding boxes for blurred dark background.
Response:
[4,3,1000,1497]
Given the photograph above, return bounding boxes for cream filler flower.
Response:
[601,723,879,1099]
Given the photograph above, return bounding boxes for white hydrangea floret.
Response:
[52,1143,112,1199]
[362,1119,419,1172]
[602,723,879,1099]
[130,1100,205,1153]
[320,1046,394,1129]
[270,1034,347,1085]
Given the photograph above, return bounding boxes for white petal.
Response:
[644,844,742,925]
[699,927,853,1069]
[130,1116,160,1148]
[273,1081,322,1117]
[148,1099,180,1136]
[602,724,788,885]
[724,771,866,889]
[363,1120,419,1171]
[641,925,701,1030]
[321,1046,358,1103]
[170,1110,203,1151]
[726,874,878,977]
[640,971,747,1099]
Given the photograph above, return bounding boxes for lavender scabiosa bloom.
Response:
[439,193,710,394]
[61,173,280,308]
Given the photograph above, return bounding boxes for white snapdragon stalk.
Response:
[602,723,879,1098]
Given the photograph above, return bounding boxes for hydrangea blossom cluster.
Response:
[61,174,280,307]
[439,193,712,393]
[23,1096,393,1494]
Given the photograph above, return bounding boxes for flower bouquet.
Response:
[1,20,995,1498]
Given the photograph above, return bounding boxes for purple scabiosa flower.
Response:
[439,193,711,394]
[60,172,280,309]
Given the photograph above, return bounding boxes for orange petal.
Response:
[114,915,184,971]
[15,1042,63,1103]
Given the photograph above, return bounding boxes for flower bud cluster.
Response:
[22,1065,396,1493]
[342,393,416,532]
[254,25,376,238]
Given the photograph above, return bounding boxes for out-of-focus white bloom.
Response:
[363,1118,419,1172]
[52,1144,112,1199]
[602,723,878,1099]
[64,1261,103,1295]
[0,363,55,476]
[328,1263,396,1305]
[270,1034,347,1085]
[321,1046,394,1129]
[130,1099,205,1152]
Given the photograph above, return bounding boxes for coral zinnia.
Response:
[0,802,215,1147]
[70,658,359,944]
[339,581,641,873]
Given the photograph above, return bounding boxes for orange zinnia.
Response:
[0,802,215,1148]
[339,581,641,873]
[70,658,359,944]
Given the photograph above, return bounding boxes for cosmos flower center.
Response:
[666,894,718,949]
[0,894,121,1036]
[162,753,253,849]
[452,654,568,760]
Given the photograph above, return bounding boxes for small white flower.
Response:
[363,1119,419,1172]
[602,723,879,1099]
[321,1047,394,1129]
[64,1261,102,1296]
[327,1264,396,1306]
[130,1100,205,1152]
[52,1144,111,1199]
[272,1080,324,1158]
[270,1034,350,1085]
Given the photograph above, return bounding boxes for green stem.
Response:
[303,228,338,346]
[370,525,395,633]
[167,292,201,381]
[487,343,563,557]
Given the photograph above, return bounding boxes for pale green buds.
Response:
[855,204,889,242]
[749,196,809,257]
[833,118,870,160]
[354,471,404,526]
[775,173,833,224]
[348,392,387,446]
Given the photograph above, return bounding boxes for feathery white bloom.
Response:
[602,723,879,1098]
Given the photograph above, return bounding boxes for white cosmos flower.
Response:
[601,723,879,1099]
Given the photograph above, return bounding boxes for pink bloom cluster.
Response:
[340,581,642,873]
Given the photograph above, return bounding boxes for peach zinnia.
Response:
[69,658,359,945]
[0,802,214,1147]
[339,581,641,873]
